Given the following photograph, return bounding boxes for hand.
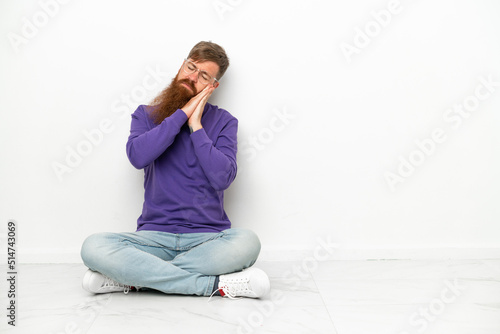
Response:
[181,85,212,118]
[186,85,214,132]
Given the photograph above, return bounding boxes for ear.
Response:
[213,81,220,89]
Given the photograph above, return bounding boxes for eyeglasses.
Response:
[182,59,219,85]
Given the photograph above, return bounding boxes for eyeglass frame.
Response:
[182,58,219,86]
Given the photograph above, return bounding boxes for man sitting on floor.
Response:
[80,41,270,299]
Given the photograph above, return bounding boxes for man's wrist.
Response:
[189,123,203,133]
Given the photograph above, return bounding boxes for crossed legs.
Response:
[80,228,261,296]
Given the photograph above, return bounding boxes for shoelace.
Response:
[102,276,131,294]
[207,277,250,302]
[223,280,251,297]
[208,286,240,302]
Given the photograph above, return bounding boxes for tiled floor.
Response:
[1,259,500,333]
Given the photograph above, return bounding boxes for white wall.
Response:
[1,0,499,262]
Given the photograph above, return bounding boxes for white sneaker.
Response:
[82,269,132,294]
[217,267,270,299]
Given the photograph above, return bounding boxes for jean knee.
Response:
[246,229,261,258]
[80,232,110,268]
[229,228,261,263]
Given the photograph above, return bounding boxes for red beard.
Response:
[149,74,197,125]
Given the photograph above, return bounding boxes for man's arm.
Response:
[126,105,188,169]
[190,118,238,191]
[186,85,237,191]
[126,87,214,169]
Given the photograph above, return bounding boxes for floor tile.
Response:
[316,278,500,305]
[2,260,499,334]
[87,290,337,334]
[326,303,500,334]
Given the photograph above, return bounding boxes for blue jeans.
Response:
[80,228,261,296]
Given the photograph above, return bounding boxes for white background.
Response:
[1,0,499,262]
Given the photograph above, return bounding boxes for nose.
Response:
[187,71,198,83]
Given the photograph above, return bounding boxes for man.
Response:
[80,41,270,299]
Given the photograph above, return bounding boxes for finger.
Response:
[198,96,210,110]
[204,86,215,97]
[191,87,211,103]
[193,91,212,114]
[187,92,205,107]
[188,86,213,109]
[201,92,212,103]
[201,89,213,103]
[199,86,213,99]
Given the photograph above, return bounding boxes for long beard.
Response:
[149,75,197,125]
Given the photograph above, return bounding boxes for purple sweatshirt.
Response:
[126,104,238,233]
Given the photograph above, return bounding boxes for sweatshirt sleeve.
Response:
[190,117,238,191]
[126,106,188,169]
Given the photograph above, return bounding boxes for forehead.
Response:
[188,59,219,76]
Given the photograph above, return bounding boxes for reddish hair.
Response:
[188,41,230,79]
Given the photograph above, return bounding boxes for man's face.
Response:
[176,59,220,95]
